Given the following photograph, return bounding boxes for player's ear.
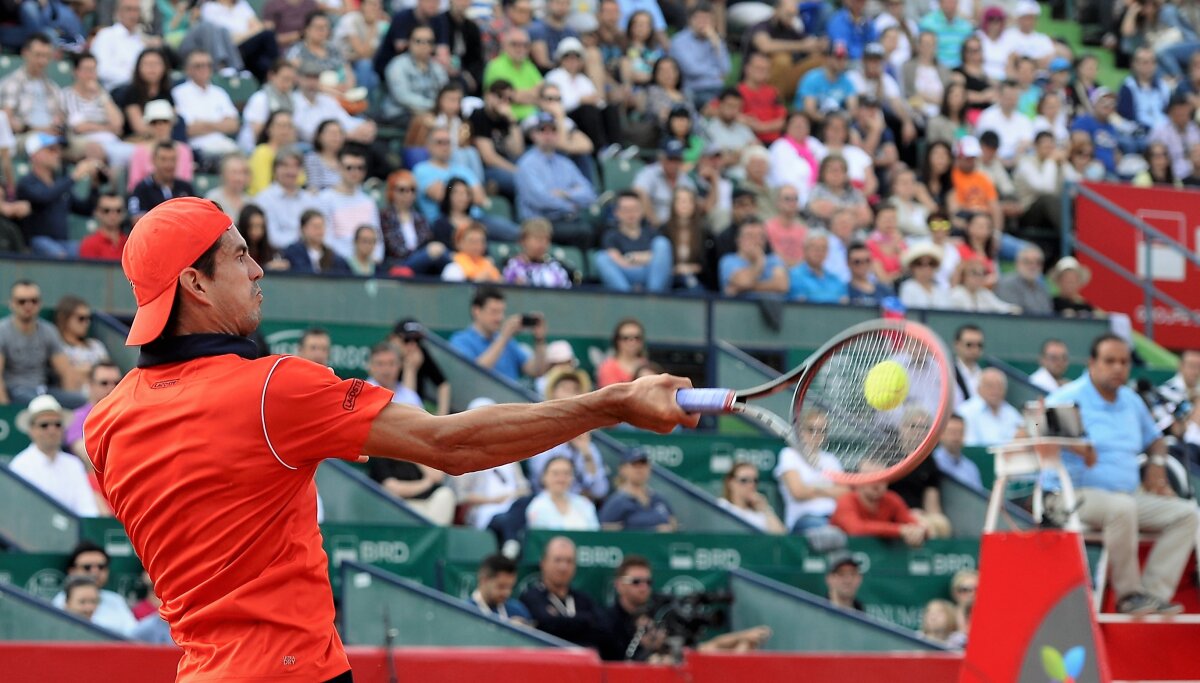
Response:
[177,267,208,300]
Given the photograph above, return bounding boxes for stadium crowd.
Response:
[3,0,1200,660]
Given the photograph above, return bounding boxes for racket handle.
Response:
[676,389,736,413]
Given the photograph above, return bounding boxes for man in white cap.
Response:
[84,196,696,682]
[16,132,103,258]
[1001,0,1054,70]
[10,394,99,517]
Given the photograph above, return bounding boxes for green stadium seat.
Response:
[488,241,515,263]
[48,60,73,88]
[484,195,514,221]
[213,73,260,109]
[601,157,643,194]
[0,55,23,82]
[549,245,586,282]
[192,174,219,194]
[67,214,93,241]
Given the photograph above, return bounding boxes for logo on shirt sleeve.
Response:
[343,379,364,411]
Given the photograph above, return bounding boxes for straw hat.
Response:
[16,395,75,435]
[1049,256,1092,286]
[901,242,944,270]
[544,366,593,396]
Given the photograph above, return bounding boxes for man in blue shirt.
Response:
[825,0,875,61]
[1117,47,1172,142]
[413,126,520,240]
[932,415,982,488]
[1070,88,1123,175]
[795,42,857,122]
[450,286,549,382]
[599,449,677,530]
[514,112,597,249]
[668,3,730,109]
[718,218,789,297]
[789,232,848,303]
[1046,334,1197,615]
[471,554,533,624]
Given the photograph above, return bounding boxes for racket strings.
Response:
[794,331,945,474]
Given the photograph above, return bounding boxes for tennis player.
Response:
[84,198,698,682]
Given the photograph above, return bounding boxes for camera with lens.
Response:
[643,590,734,648]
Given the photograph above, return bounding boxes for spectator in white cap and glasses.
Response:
[17,132,102,259]
[536,340,581,396]
[10,394,99,516]
[1002,0,1054,70]
[127,100,195,193]
[544,36,611,151]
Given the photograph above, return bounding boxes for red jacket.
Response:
[830,491,917,539]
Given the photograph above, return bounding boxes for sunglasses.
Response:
[541,95,562,102]
[77,562,109,571]
[735,476,759,484]
[431,138,451,145]
[619,334,643,341]
[955,585,977,593]
[98,206,124,214]
[929,220,952,231]
[411,38,433,45]
[14,297,40,306]
[620,577,653,586]
[849,257,872,265]
[36,421,63,429]
[912,259,937,267]
[960,341,984,349]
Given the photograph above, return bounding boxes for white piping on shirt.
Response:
[261,356,298,470]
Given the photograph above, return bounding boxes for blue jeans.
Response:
[998,232,1034,261]
[29,236,78,259]
[401,243,452,275]
[592,236,673,292]
[351,58,378,92]
[479,214,520,242]
[790,514,833,534]
[484,166,516,198]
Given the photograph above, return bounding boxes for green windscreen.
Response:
[0,582,123,641]
[0,466,80,552]
[315,460,430,526]
[728,570,945,652]
[339,561,570,648]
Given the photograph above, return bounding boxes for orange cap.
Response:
[122,198,233,346]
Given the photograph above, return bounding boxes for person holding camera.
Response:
[449,286,548,383]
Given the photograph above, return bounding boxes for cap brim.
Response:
[126,280,178,346]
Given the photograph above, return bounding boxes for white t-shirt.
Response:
[773,447,844,529]
[1001,27,1055,61]
[814,144,873,190]
[0,110,15,154]
[200,0,259,36]
[977,29,1016,82]
[543,68,598,114]
[171,80,239,151]
[717,498,772,532]
[973,104,1035,162]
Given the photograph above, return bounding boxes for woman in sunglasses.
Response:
[54,295,110,398]
[718,462,785,534]
[898,243,951,310]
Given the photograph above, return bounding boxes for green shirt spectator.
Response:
[484,29,544,121]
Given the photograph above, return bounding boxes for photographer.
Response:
[598,556,771,662]
[449,286,549,383]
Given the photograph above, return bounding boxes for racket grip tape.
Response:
[676,389,736,413]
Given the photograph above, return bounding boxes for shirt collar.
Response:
[138,333,259,368]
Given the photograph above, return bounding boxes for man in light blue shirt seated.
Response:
[932,414,982,488]
[1044,334,1197,615]
[917,0,974,68]
[788,232,848,303]
[718,218,789,297]
[668,2,730,108]
[450,286,549,382]
[794,42,858,121]
[958,369,1024,447]
[514,112,597,249]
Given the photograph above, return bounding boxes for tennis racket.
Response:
[676,319,953,484]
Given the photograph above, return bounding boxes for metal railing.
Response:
[1064,182,1200,341]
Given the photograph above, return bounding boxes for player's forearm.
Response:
[364,387,627,475]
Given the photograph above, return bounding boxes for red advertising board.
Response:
[1073,182,1200,350]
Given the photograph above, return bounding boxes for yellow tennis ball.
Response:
[864,360,910,411]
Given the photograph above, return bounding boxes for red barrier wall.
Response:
[0,643,964,682]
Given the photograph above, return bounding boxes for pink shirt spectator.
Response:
[764,217,807,267]
[126,141,194,192]
[596,358,634,388]
[866,231,904,278]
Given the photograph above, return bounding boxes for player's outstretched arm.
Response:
[362,374,700,475]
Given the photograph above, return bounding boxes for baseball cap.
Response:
[544,339,578,366]
[1089,86,1115,106]
[25,132,63,157]
[143,99,175,123]
[956,135,982,158]
[982,6,1006,22]
[122,197,235,346]
[661,139,686,159]
[1014,0,1040,17]
[620,448,650,465]
[863,42,885,59]
[554,36,585,60]
[1049,57,1071,72]
[827,551,862,573]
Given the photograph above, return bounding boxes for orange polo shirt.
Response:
[85,350,392,682]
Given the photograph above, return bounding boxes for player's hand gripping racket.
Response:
[677,319,953,484]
